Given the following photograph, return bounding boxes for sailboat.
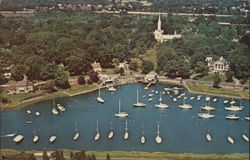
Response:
[124,120,129,140]
[224,104,243,111]
[242,135,249,142]
[158,92,162,101]
[35,112,40,116]
[1,132,16,137]
[13,135,24,143]
[96,88,104,103]
[94,119,100,141]
[141,125,145,144]
[52,98,59,115]
[27,110,31,114]
[155,93,169,109]
[133,90,146,107]
[49,136,56,143]
[227,136,234,144]
[206,134,212,141]
[201,101,215,111]
[108,122,114,139]
[205,96,210,101]
[73,122,80,141]
[225,111,240,120]
[114,99,128,117]
[155,122,162,144]
[197,112,215,119]
[33,127,39,143]
[179,92,192,109]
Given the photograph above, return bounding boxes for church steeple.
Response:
[157,14,161,30]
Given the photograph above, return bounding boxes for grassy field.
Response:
[62,84,99,95]
[1,149,249,160]
[139,48,158,70]
[187,83,249,99]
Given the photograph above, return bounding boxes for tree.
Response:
[41,81,57,93]
[43,150,49,160]
[54,69,70,89]
[78,75,86,85]
[129,58,142,71]
[112,58,120,66]
[11,64,29,81]
[225,71,233,82]
[88,71,99,83]
[213,73,221,88]
[119,67,125,76]
[106,153,111,160]
[0,73,8,85]
[65,56,84,76]
[40,63,58,80]
[194,62,208,76]
[24,56,46,80]
[141,60,154,74]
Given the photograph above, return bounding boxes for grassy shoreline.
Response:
[0,149,249,160]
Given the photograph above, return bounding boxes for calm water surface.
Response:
[0,83,249,153]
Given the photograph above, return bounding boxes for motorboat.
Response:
[197,113,215,119]
[155,122,162,144]
[173,98,177,102]
[27,110,31,114]
[213,98,218,102]
[96,88,105,103]
[13,135,24,143]
[190,97,195,100]
[206,134,212,141]
[242,135,249,142]
[108,86,116,92]
[52,108,59,115]
[73,122,80,141]
[205,97,210,101]
[108,122,114,139]
[1,132,16,137]
[49,136,56,143]
[26,121,32,124]
[115,99,128,117]
[148,98,153,102]
[35,112,40,116]
[94,119,100,141]
[148,94,154,97]
[224,100,229,104]
[197,95,202,100]
[227,136,234,144]
[133,90,146,107]
[33,128,39,143]
[124,120,129,140]
[57,104,66,112]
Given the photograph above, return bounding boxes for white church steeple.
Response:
[157,14,162,30]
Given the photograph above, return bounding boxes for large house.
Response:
[205,56,230,72]
[7,80,34,95]
[154,14,182,43]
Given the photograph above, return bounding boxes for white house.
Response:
[7,80,34,95]
[205,56,229,72]
[144,71,158,82]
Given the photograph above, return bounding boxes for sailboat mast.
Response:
[98,88,100,97]
[125,120,128,131]
[119,99,121,113]
[183,93,185,105]
[96,119,99,133]
[137,90,139,103]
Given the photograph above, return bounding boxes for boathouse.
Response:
[144,71,158,83]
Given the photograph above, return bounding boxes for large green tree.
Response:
[141,60,154,74]
[54,69,70,89]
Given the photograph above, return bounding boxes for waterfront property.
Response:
[7,80,34,95]
[205,56,230,72]
[91,62,102,73]
[0,83,249,153]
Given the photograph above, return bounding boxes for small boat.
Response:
[206,134,212,141]
[13,135,24,143]
[173,90,179,95]
[198,113,215,119]
[108,122,114,139]
[133,90,146,107]
[190,97,195,100]
[155,122,162,144]
[180,93,185,96]
[158,92,163,101]
[227,136,234,144]
[148,94,154,97]
[141,125,145,144]
[155,91,159,94]
[197,95,202,100]
[201,106,215,111]
[26,110,31,114]
[142,95,146,98]
[162,91,165,94]
[213,98,218,102]
[179,93,192,109]
[155,103,169,109]
[96,88,105,103]
[26,121,32,124]
[163,88,170,91]
[242,135,249,142]
[151,90,155,93]
[224,100,229,104]
[35,112,40,116]
[49,136,56,143]
[108,86,116,92]
[148,98,153,102]
[57,104,66,112]
[173,98,177,102]
[114,99,128,117]
[73,122,80,141]
[1,132,16,137]
[33,134,39,143]
[225,112,240,120]
[177,96,182,99]
[205,97,210,101]
[124,120,129,140]
[230,100,236,105]
[94,119,100,141]
[224,106,243,111]
[245,117,250,121]
[167,91,170,94]
[52,108,59,115]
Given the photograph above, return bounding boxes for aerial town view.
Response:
[0,0,249,159]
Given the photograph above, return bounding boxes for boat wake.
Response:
[0,132,17,137]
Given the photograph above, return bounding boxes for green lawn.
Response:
[139,48,158,70]
[187,83,249,99]
[63,84,99,95]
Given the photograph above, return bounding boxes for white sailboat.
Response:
[13,135,24,143]
[197,112,215,119]
[225,111,240,120]
[124,120,129,140]
[27,110,31,114]
[35,112,40,116]
[108,122,114,139]
[206,134,212,141]
[114,99,128,117]
[141,125,145,144]
[155,122,162,144]
[94,119,100,141]
[224,105,243,111]
[201,101,215,111]
[227,136,234,144]
[57,104,66,112]
[133,90,146,107]
[52,98,59,115]
[242,135,249,142]
[159,92,162,101]
[49,136,56,143]
[96,88,105,103]
[33,128,39,143]
[73,122,80,141]
[179,93,192,109]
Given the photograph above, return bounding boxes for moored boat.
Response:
[114,99,128,117]
[242,135,249,142]
[94,119,100,141]
[133,90,146,107]
[49,136,56,143]
[206,134,212,141]
[197,113,215,119]
[155,122,162,144]
[227,136,234,144]
[96,88,105,103]
[124,120,129,140]
[13,135,24,143]
[35,112,40,116]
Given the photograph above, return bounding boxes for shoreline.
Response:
[1,80,249,111]
[0,149,249,160]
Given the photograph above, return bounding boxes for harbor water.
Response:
[0,83,249,153]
